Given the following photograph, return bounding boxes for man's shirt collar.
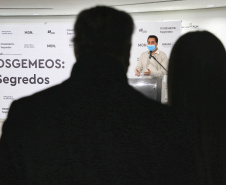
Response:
[154,49,160,54]
[148,49,159,55]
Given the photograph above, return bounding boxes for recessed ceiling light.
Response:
[207,5,214,7]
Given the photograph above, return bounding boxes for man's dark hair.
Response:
[73,6,134,61]
[147,35,158,43]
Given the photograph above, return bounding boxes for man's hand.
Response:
[143,69,151,75]
[135,69,140,76]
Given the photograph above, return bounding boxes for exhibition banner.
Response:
[0,23,75,119]
[0,21,181,120]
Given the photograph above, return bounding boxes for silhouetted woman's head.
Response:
[168,31,226,185]
[168,31,226,112]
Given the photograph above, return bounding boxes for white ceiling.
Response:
[0,0,226,16]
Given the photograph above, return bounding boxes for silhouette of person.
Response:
[0,6,198,185]
[168,31,226,185]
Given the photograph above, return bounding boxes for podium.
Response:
[128,77,162,102]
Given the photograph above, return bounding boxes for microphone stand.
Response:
[149,52,168,73]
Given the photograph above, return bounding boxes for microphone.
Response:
[149,51,152,59]
[149,51,168,73]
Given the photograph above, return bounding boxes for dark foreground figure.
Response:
[0,6,198,185]
[168,31,226,185]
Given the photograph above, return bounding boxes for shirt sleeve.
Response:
[135,52,144,72]
[148,52,168,77]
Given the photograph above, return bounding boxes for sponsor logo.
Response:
[139,28,147,33]
[160,27,175,34]
[0,43,14,49]
[162,43,172,45]
[138,43,147,47]
[24,44,35,48]
[66,29,74,36]
[47,44,56,48]
[162,43,173,47]
[0,43,14,45]
[48,30,55,34]
[24,31,33,34]
[2,31,12,35]
[2,107,9,114]
[160,27,176,30]
[3,96,13,100]
[160,30,173,34]
[0,53,21,56]
[182,23,199,29]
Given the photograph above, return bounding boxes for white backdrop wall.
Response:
[0,6,226,127]
[131,7,226,49]
[0,7,226,47]
[0,7,226,45]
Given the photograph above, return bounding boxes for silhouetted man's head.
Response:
[73,6,134,70]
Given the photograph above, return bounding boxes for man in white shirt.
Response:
[135,35,168,78]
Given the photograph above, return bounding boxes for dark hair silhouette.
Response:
[168,31,226,185]
[73,6,134,70]
[147,35,158,43]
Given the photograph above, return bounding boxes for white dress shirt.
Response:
[135,49,168,78]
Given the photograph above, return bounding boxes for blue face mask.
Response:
[147,45,155,51]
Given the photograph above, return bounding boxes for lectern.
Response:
[128,77,162,102]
